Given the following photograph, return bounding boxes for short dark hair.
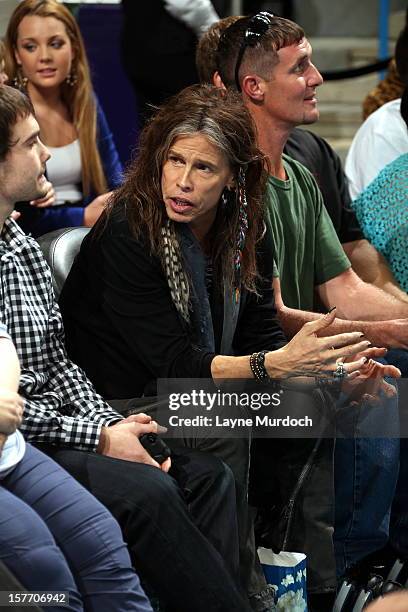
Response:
[0,85,34,161]
[196,16,242,84]
[217,15,304,90]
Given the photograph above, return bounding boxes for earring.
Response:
[12,68,27,91]
[221,190,229,207]
[65,70,78,87]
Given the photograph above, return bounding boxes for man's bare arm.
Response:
[273,277,408,348]
[317,268,408,321]
[342,239,408,304]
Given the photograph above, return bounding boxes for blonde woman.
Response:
[4,0,122,236]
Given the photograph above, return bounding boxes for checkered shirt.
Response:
[0,218,123,451]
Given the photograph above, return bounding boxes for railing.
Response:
[321,57,391,81]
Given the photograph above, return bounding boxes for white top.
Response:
[345,99,408,201]
[0,431,26,478]
[0,324,26,477]
[163,0,219,36]
[46,139,82,206]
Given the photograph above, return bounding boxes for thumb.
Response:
[382,365,401,379]
[123,413,152,425]
[305,307,336,335]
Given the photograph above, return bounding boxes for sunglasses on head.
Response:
[234,12,274,92]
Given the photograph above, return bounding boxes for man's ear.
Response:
[241,74,265,101]
[212,71,226,91]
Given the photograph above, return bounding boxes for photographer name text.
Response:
[168,415,313,429]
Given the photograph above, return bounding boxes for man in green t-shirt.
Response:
[216,13,406,608]
[217,15,408,345]
[197,17,408,309]
[266,154,350,311]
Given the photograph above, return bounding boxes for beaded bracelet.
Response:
[249,350,270,381]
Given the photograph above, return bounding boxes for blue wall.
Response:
[78,4,139,167]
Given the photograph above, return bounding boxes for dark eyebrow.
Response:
[22,130,40,146]
[20,34,65,42]
[168,148,183,157]
[169,148,216,169]
[290,53,310,69]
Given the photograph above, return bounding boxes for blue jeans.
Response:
[385,349,408,378]
[334,386,400,577]
[0,443,152,612]
[375,350,408,557]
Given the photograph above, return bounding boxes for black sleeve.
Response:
[285,129,364,243]
[61,215,216,385]
[232,226,287,355]
[100,227,215,379]
[327,140,364,244]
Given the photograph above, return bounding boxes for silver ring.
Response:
[333,361,347,380]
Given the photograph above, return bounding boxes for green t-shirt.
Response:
[266,155,350,310]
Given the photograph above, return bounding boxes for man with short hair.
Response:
[216,16,408,344]
[215,13,406,605]
[0,84,250,612]
[197,17,408,309]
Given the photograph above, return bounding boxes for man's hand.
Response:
[343,347,401,404]
[121,412,168,434]
[29,181,56,208]
[121,412,156,425]
[98,414,171,472]
[0,390,24,434]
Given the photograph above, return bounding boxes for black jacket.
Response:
[59,204,286,399]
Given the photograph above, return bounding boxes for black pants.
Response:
[251,437,336,593]
[168,435,266,600]
[35,443,250,612]
[110,397,269,602]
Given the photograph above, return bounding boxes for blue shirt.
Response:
[351,153,408,292]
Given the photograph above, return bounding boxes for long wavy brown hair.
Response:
[4,0,107,197]
[105,84,267,293]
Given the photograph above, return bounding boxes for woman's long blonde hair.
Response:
[4,0,107,196]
